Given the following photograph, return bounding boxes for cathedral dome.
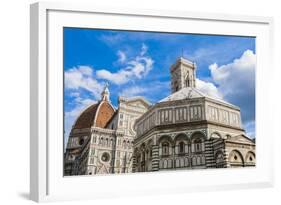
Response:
[72,101,115,129]
[72,84,115,130]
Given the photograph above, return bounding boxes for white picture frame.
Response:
[30,2,274,202]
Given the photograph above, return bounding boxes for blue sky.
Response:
[64,27,256,144]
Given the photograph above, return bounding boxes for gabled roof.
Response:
[158,87,239,109]
[119,96,151,109]
[226,134,255,145]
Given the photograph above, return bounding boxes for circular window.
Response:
[79,138,84,145]
[101,152,110,162]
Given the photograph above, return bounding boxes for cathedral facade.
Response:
[64,86,150,175]
[132,57,255,172]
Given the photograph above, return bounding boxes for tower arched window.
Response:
[185,72,190,87]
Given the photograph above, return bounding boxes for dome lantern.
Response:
[101,82,110,101]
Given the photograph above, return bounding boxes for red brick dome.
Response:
[73,100,115,129]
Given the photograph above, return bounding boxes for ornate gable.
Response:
[119,96,150,109]
[126,100,149,109]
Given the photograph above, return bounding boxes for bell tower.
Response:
[170,57,196,93]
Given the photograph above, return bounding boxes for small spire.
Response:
[101,82,110,101]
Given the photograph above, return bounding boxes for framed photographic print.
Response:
[30,2,274,202]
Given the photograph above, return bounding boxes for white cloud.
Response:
[185,39,253,66]
[99,33,123,45]
[119,81,170,103]
[69,92,80,98]
[117,50,126,63]
[96,69,130,85]
[78,65,93,76]
[119,86,147,97]
[209,49,255,97]
[96,44,154,85]
[196,79,223,99]
[209,49,256,133]
[65,66,103,98]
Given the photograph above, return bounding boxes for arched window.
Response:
[162,142,169,155]
[137,155,140,163]
[245,151,255,167]
[229,150,244,167]
[185,72,190,87]
[79,138,84,146]
[141,151,145,162]
[194,138,202,152]
[179,142,185,154]
[215,151,225,168]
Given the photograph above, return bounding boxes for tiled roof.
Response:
[73,101,115,129]
[159,87,239,109]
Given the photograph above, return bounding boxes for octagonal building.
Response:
[132,57,255,172]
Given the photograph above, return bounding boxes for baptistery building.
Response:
[132,57,255,172]
[64,85,150,175]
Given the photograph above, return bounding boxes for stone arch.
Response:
[190,131,206,153]
[190,131,207,142]
[134,147,139,155]
[174,133,189,154]
[158,135,173,156]
[210,132,222,139]
[215,150,225,168]
[134,147,141,167]
[139,143,147,172]
[245,151,255,166]
[228,150,244,167]
[174,133,189,143]
[146,139,153,159]
[140,143,146,152]
[225,134,232,139]
[158,135,173,144]
[146,139,153,148]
